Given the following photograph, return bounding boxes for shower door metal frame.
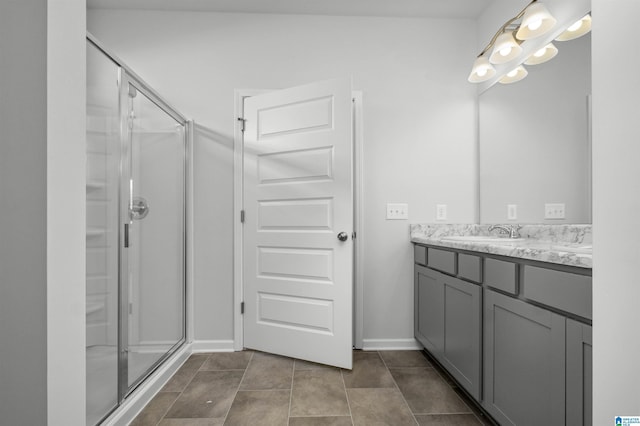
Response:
[86,34,189,417]
[118,70,188,400]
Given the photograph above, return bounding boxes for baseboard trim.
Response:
[191,339,235,353]
[361,338,422,351]
[102,343,192,426]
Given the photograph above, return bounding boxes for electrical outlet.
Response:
[386,203,408,220]
[507,204,517,220]
[545,203,566,219]
[436,204,447,221]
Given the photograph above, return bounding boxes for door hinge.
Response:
[240,302,245,314]
[237,117,246,132]
[128,84,138,98]
[240,210,245,223]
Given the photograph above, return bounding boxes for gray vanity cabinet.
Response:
[414,262,482,400]
[483,289,566,426]
[415,265,444,356]
[414,243,592,425]
[441,274,482,400]
[566,319,592,426]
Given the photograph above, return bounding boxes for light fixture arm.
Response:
[476,0,538,58]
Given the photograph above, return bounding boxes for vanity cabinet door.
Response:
[567,319,592,426]
[483,289,566,426]
[415,265,444,358]
[415,265,482,399]
[440,275,482,400]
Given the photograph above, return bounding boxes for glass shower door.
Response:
[87,38,188,424]
[86,41,120,426]
[122,79,186,391]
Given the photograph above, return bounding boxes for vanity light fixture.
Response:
[489,31,523,64]
[468,0,558,84]
[468,56,497,83]
[499,65,528,84]
[516,2,557,40]
[524,42,558,65]
[556,14,591,41]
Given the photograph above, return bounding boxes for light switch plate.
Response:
[545,203,566,219]
[386,203,408,220]
[436,204,447,221]
[507,204,517,220]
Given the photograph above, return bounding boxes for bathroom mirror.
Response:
[479,32,591,224]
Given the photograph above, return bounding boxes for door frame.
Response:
[232,88,364,352]
[118,71,189,398]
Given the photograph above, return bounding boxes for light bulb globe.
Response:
[489,32,522,64]
[499,65,528,84]
[468,56,496,83]
[516,2,557,40]
[556,15,591,41]
[524,42,558,65]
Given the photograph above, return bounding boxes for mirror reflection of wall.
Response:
[479,32,591,224]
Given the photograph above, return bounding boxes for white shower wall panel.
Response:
[130,131,184,347]
[86,104,120,350]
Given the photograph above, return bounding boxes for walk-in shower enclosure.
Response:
[86,35,188,425]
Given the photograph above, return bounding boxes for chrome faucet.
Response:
[488,224,522,239]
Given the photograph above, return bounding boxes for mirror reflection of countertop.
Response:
[410,224,592,269]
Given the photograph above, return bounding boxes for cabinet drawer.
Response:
[484,258,517,295]
[458,254,482,283]
[427,248,456,275]
[414,245,427,266]
[522,265,592,319]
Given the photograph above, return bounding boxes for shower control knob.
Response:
[130,196,149,220]
[337,232,349,242]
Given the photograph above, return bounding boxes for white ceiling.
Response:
[86,0,492,20]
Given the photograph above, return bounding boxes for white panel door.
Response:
[243,78,353,369]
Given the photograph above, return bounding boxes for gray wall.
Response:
[87,10,479,348]
[0,0,86,423]
[47,0,87,422]
[592,0,640,423]
[0,1,48,424]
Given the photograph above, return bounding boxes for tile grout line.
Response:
[418,350,485,425]
[288,414,354,418]
[377,350,420,426]
[339,366,355,426]
[152,393,179,426]
[197,368,248,372]
[154,353,211,426]
[221,350,255,423]
[412,411,481,415]
[287,358,296,424]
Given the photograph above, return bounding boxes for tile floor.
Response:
[130,350,495,426]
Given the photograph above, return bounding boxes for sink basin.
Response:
[441,236,526,244]
[551,244,592,254]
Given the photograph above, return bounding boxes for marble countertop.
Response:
[410,224,592,269]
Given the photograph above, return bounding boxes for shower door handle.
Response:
[124,223,130,248]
